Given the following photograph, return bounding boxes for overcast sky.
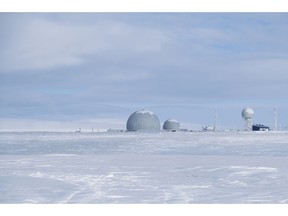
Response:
[1,13,288,131]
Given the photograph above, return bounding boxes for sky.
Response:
[1,13,288,131]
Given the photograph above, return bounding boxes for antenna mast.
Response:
[274,107,278,131]
[214,109,218,131]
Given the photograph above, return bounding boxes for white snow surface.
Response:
[135,110,155,115]
[1,131,288,204]
[165,119,179,123]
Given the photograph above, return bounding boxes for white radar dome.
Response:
[242,107,254,119]
[126,109,160,132]
[163,119,180,131]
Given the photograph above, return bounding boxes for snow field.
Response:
[1,131,288,203]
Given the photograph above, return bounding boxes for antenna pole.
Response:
[214,109,218,131]
[274,107,278,131]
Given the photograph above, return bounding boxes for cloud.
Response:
[0,117,127,132]
[210,57,288,92]
[0,15,171,72]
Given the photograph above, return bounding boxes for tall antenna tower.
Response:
[214,109,218,131]
[274,107,278,131]
[241,107,254,131]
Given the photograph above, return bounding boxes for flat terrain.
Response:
[1,131,288,203]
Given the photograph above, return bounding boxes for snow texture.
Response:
[1,131,288,204]
[166,119,179,123]
[135,110,155,115]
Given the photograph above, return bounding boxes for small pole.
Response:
[214,109,218,131]
[274,107,278,131]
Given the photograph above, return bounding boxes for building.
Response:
[126,109,160,132]
[242,107,254,131]
[163,119,180,132]
[202,126,215,132]
[252,124,270,131]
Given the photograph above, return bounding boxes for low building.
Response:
[252,124,270,131]
[202,126,215,132]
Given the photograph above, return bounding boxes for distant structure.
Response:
[242,107,254,131]
[163,119,180,132]
[214,109,218,131]
[202,125,215,132]
[274,107,278,131]
[252,124,270,131]
[126,109,160,132]
[107,128,126,133]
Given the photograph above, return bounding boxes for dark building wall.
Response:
[252,124,270,131]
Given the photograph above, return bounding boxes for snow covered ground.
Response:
[1,131,288,204]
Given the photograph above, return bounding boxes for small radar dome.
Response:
[242,107,254,119]
[126,109,160,132]
[163,119,180,131]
